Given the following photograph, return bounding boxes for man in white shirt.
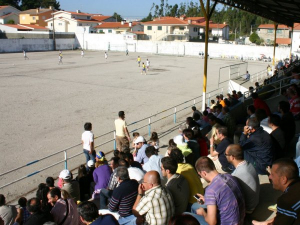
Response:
[143,146,163,179]
[82,122,95,165]
[115,111,131,152]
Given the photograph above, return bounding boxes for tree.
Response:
[112,12,122,22]
[141,12,153,22]
[0,0,20,9]
[7,19,15,24]
[249,32,259,43]
[21,0,60,10]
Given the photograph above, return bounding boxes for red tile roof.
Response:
[91,15,112,22]
[75,19,99,23]
[0,6,9,9]
[209,23,228,29]
[294,23,300,31]
[143,17,188,25]
[258,24,290,29]
[132,31,144,35]
[276,38,291,45]
[65,11,92,16]
[20,24,48,30]
[21,8,52,15]
[3,24,48,30]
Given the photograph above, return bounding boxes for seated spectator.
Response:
[36,183,52,213]
[188,157,245,225]
[0,194,17,225]
[225,144,260,214]
[279,101,296,147]
[202,110,209,123]
[107,167,139,224]
[143,146,163,179]
[132,171,175,225]
[147,132,159,150]
[76,165,90,201]
[247,105,256,118]
[268,114,286,159]
[287,87,300,118]
[134,136,149,164]
[119,159,145,184]
[183,129,200,160]
[219,94,226,107]
[221,107,236,139]
[18,197,30,225]
[123,152,143,170]
[173,135,193,165]
[59,169,81,202]
[210,99,216,110]
[237,91,244,102]
[253,158,300,225]
[99,157,119,209]
[251,92,271,116]
[78,201,118,225]
[161,157,190,214]
[86,160,95,197]
[208,126,233,173]
[255,82,260,92]
[216,104,225,120]
[47,187,81,225]
[193,113,202,127]
[93,152,112,199]
[168,214,200,225]
[194,130,208,157]
[24,197,53,225]
[192,106,202,119]
[206,114,221,145]
[46,177,55,190]
[186,117,199,130]
[239,117,273,175]
[169,149,204,207]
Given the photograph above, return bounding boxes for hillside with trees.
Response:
[0,0,60,10]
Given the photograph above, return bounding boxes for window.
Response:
[42,16,46,20]
[79,23,82,26]
[179,26,184,30]
[147,26,152,30]
[267,29,273,33]
[50,23,53,27]
[58,23,62,26]
[276,30,282,34]
[22,16,25,20]
[108,29,112,33]
[158,26,162,30]
[32,16,35,20]
[193,27,198,32]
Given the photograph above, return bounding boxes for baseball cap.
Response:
[96,151,105,160]
[134,136,145,144]
[59,169,71,179]
[87,160,95,167]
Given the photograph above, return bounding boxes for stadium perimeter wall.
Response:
[0,32,290,60]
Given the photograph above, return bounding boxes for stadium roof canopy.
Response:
[214,0,300,27]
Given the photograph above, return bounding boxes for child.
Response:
[148,132,159,150]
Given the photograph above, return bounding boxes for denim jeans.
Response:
[184,202,208,225]
[100,189,113,209]
[118,215,136,225]
[83,149,95,171]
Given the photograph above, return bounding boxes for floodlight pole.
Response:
[272,23,278,73]
[199,0,217,111]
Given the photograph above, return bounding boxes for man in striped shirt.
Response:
[108,166,138,224]
[132,171,175,225]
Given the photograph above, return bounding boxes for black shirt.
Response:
[216,137,232,169]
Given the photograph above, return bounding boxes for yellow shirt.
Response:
[177,163,204,203]
[115,118,127,137]
[137,57,141,62]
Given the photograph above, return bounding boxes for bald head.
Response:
[226,144,244,160]
[144,171,161,187]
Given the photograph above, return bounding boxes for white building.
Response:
[0,5,20,24]
[94,21,143,34]
[45,10,100,33]
[292,23,300,54]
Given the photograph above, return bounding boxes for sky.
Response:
[59,0,205,20]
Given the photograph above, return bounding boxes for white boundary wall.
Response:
[0,38,76,53]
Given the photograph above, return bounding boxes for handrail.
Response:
[0,87,223,191]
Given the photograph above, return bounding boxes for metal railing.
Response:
[0,87,225,190]
[250,69,269,83]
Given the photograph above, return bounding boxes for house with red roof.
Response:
[19,7,55,27]
[0,5,20,24]
[141,15,228,41]
[45,10,101,33]
[257,24,291,45]
[94,21,143,34]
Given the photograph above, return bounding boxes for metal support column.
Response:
[272,23,278,73]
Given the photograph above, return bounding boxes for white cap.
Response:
[134,136,146,144]
[59,169,71,179]
[87,160,95,167]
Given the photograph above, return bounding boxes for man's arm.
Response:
[252,218,274,225]
[108,196,119,212]
[132,184,146,225]
[196,205,218,225]
[125,127,131,142]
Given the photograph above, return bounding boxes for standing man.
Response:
[132,171,175,225]
[82,122,95,165]
[105,51,108,60]
[246,71,250,81]
[253,158,300,224]
[115,111,131,152]
[23,50,29,60]
[146,59,150,70]
[58,52,63,65]
[126,49,129,56]
[189,157,245,225]
[137,56,141,67]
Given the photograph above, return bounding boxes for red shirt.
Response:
[289,96,300,116]
[253,98,271,116]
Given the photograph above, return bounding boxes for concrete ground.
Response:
[0,50,269,203]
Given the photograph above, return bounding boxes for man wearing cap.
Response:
[134,136,149,164]
[59,169,80,202]
[115,111,131,151]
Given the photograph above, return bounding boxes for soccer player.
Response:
[105,52,108,60]
[137,56,141,67]
[141,63,146,75]
[81,50,84,58]
[58,52,63,65]
[23,50,29,60]
[146,59,150,70]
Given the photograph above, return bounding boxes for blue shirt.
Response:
[135,144,149,164]
[91,214,119,225]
